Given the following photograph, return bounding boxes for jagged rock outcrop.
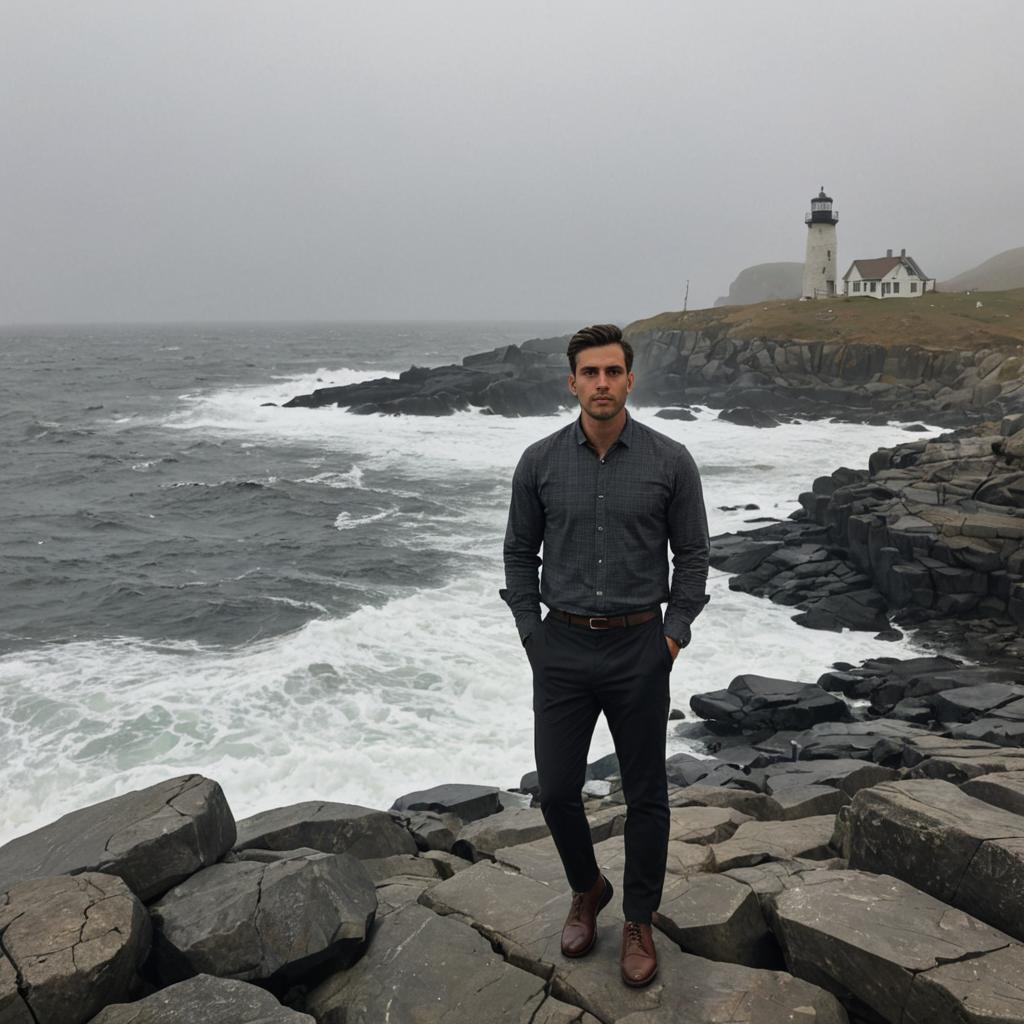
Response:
[714,262,804,308]
[0,775,235,901]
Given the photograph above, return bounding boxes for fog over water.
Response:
[3,0,1023,324]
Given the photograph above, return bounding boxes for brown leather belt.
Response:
[549,608,659,631]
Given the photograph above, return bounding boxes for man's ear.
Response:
[567,373,577,395]
[626,371,635,393]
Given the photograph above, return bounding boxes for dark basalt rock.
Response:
[234,801,416,859]
[0,873,150,1024]
[718,406,782,428]
[90,974,315,1023]
[0,775,235,901]
[690,674,849,733]
[390,783,502,823]
[655,406,698,420]
[149,848,376,985]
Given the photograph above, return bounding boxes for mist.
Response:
[2,0,1022,324]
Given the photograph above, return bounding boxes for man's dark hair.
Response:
[567,324,633,374]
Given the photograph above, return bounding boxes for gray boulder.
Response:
[305,902,570,1024]
[89,974,314,1023]
[710,816,837,871]
[234,801,415,858]
[770,868,1022,1024]
[786,719,929,762]
[150,849,376,984]
[0,873,149,1024]
[0,775,235,901]
[451,807,550,861]
[962,769,1024,817]
[420,862,846,1023]
[847,778,1024,941]
[691,675,848,732]
[390,783,501,822]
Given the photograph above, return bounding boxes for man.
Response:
[500,323,710,987]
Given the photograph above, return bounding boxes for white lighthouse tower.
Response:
[802,187,838,299]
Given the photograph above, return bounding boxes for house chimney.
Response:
[901,248,906,257]
[886,248,893,257]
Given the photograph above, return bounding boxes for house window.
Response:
[882,283,889,295]
[827,250,832,259]
[893,282,900,294]
[870,282,877,293]
[910,282,918,293]
[853,281,861,292]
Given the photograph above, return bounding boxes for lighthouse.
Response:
[802,187,838,299]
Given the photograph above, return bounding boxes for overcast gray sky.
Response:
[2,1,1022,324]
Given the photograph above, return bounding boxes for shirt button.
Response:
[600,459,605,464]
[596,591,603,596]
[598,494,604,499]
[597,526,604,531]
[598,559,603,564]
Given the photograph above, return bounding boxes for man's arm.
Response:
[664,447,711,650]
[500,450,544,644]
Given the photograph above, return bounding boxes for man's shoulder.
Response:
[630,416,696,461]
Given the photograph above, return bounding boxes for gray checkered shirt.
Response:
[501,412,710,647]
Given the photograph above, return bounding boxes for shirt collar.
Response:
[574,410,633,448]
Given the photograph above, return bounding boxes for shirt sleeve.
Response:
[500,449,544,642]
[664,446,711,647]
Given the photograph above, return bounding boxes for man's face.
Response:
[569,343,634,421]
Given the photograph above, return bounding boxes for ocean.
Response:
[0,321,947,845]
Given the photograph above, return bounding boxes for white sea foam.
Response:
[333,508,398,531]
[0,375,951,844]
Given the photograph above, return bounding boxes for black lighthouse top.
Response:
[805,186,838,225]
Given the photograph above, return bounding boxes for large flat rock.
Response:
[0,873,149,1024]
[305,902,588,1024]
[452,807,550,861]
[390,783,502,822]
[0,775,235,901]
[150,849,376,984]
[89,974,315,1023]
[962,769,1024,817]
[710,816,836,871]
[234,801,416,858]
[420,862,847,1023]
[770,868,1023,1024]
[848,778,1024,940]
[691,675,847,732]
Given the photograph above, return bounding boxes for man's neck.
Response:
[581,409,627,459]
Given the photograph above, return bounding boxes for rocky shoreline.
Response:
[5,646,1024,1022]
[282,328,1024,427]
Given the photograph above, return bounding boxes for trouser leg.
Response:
[598,617,672,924]
[530,617,602,894]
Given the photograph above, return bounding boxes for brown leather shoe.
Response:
[620,920,657,987]
[560,873,613,958]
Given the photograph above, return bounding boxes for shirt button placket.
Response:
[596,457,606,603]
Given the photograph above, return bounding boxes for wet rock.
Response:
[710,816,837,871]
[451,807,550,861]
[305,902,562,1024]
[718,406,782,428]
[690,674,848,732]
[847,778,1024,940]
[150,849,376,984]
[0,775,235,901]
[234,801,416,858]
[420,861,846,1023]
[89,974,314,1023]
[0,873,149,1024]
[769,868,1020,1024]
[390,783,502,823]
[655,873,779,968]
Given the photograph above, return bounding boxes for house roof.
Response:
[843,255,930,281]
[844,257,901,280]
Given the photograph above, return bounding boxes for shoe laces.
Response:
[568,890,586,920]
[625,921,645,946]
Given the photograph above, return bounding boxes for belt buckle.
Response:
[588,616,610,630]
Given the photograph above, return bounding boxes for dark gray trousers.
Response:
[526,612,672,923]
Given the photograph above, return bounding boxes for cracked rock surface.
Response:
[304,902,595,1024]
[88,973,315,1022]
[769,868,1023,1024]
[0,872,149,1024]
[150,848,375,984]
[848,778,1024,939]
[420,861,846,1023]
[233,801,416,859]
[710,815,836,870]
[0,776,235,902]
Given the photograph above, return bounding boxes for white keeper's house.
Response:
[842,249,935,298]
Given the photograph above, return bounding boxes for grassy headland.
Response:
[626,288,1024,351]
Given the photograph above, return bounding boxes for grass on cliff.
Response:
[626,288,1024,351]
